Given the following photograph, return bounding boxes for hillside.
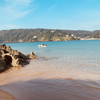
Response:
[0,28,98,43]
[91,32,100,38]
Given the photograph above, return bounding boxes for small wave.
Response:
[36,56,58,60]
[81,81,100,90]
[86,85,100,90]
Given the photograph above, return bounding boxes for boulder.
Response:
[2,53,19,67]
[0,58,7,72]
[0,44,36,72]
[28,52,36,59]
[6,46,19,56]
[0,44,6,50]
[0,67,5,72]
[19,52,28,60]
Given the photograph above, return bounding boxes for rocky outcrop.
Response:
[0,44,36,72]
[27,52,36,59]
[0,58,7,72]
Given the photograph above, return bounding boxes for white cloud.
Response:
[1,0,36,20]
[14,8,35,18]
[5,24,19,28]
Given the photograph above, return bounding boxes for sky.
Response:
[0,0,100,31]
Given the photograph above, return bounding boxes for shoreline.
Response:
[0,38,100,44]
[80,38,100,40]
[0,89,15,100]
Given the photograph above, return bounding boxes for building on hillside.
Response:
[33,36,37,38]
[18,39,23,42]
[66,34,70,38]
[71,34,74,36]
[51,31,54,33]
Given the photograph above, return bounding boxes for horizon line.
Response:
[0,28,99,32]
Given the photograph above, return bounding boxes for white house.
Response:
[33,36,37,38]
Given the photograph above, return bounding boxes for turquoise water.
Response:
[3,40,100,74]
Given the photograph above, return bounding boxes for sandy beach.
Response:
[0,90,15,100]
[0,59,100,100]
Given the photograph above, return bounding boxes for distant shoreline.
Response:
[80,38,100,40]
[0,38,100,44]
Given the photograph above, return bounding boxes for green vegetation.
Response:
[91,32,100,38]
[0,29,80,43]
[0,28,99,43]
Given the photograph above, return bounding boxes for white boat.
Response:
[38,44,47,47]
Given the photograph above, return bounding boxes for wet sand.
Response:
[0,78,100,100]
[0,60,100,100]
[0,90,15,100]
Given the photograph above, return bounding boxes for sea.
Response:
[0,40,100,100]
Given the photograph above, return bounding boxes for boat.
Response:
[38,44,47,47]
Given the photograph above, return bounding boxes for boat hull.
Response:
[38,45,47,47]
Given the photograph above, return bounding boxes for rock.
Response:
[28,52,36,59]
[2,54,19,66]
[0,44,36,72]
[0,67,5,72]
[0,58,7,72]
[19,52,28,60]
[0,58,7,68]
[0,44,6,50]
[12,58,20,67]
[18,58,29,66]
[6,46,19,56]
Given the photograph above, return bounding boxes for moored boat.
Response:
[38,44,47,47]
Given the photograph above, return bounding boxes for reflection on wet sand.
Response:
[0,79,100,100]
[0,90,15,100]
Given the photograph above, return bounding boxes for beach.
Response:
[0,59,100,100]
[0,41,100,100]
[0,90,15,100]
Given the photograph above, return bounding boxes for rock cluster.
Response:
[0,44,36,72]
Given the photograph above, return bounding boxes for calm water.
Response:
[4,40,100,74]
[0,40,100,100]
